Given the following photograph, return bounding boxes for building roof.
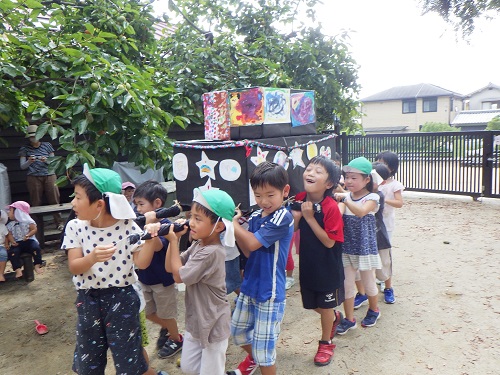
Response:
[451,109,500,126]
[466,82,500,97]
[361,83,464,102]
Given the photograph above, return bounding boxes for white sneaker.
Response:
[285,277,295,290]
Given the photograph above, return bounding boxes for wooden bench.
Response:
[30,203,73,247]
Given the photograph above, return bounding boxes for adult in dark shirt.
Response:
[19,125,63,231]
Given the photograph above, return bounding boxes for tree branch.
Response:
[19,77,78,88]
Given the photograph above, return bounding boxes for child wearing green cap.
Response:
[62,165,167,375]
[227,161,294,375]
[333,157,382,335]
[149,188,235,375]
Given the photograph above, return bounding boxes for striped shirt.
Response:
[19,142,55,176]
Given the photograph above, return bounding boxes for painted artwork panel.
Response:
[291,91,316,127]
[264,88,290,124]
[229,87,264,126]
[203,91,230,140]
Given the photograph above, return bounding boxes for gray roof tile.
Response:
[451,109,500,125]
[362,83,464,102]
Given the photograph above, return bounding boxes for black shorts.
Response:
[301,285,345,309]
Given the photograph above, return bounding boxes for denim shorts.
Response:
[225,257,242,294]
[0,246,7,262]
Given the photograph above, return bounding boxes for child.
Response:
[376,151,405,304]
[334,157,382,334]
[228,161,294,375]
[153,188,235,375]
[291,156,344,366]
[122,181,136,209]
[61,164,165,375]
[285,230,298,290]
[6,201,44,276]
[133,180,183,358]
[223,229,243,296]
[352,163,392,308]
[372,163,393,289]
[0,209,15,282]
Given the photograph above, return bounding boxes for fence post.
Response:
[481,132,493,197]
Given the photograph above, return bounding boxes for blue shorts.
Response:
[230,293,286,366]
[0,246,7,262]
[225,257,242,294]
[73,285,147,375]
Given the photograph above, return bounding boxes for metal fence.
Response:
[336,130,500,199]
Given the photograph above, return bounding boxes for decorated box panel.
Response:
[173,134,336,211]
[203,87,316,140]
[202,91,230,141]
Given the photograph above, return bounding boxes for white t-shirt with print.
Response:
[62,218,142,290]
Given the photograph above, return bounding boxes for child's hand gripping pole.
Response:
[134,201,188,227]
[125,221,191,245]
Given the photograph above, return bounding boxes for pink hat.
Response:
[121,181,136,190]
[8,201,31,214]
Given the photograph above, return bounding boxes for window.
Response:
[402,99,416,113]
[423,97,437,112]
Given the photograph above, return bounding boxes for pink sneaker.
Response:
[226,354,258,375]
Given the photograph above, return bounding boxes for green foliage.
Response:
[158,0,361,132]
[486,115,500,130]
[421,0,500,37]
[1,0,361,182]
[420,122,460,132]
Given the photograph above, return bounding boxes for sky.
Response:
[153,0,500,99]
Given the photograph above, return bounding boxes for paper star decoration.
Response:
[250,146,269,166]
[196,151,218,180]
[289,143,305,169]
[192,178,217,200]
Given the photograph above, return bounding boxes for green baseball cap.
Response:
[343,157,372,175]
[193,188,235,221]
[83,163,122,194]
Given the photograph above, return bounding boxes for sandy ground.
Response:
[1,192,499,375]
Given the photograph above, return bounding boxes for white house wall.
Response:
[361,96,462,132]
[468,87,500,110]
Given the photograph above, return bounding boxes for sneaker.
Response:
[158,334,183,358]
[353,293,368,309]
[157,372,169,375]
[335,318,357,335]
[285,276,295,290]
[314,341,336,366]
[226,354,258,375]
[384,287,396,304]
[156,327,170,349]
[330,309,343,340]
[361,309,381,327]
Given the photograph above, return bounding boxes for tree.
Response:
[420,122,460,132]
[1,0,362,183]
[421,0,500,37]
[486,115,500,130]
[1,0,195,182]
